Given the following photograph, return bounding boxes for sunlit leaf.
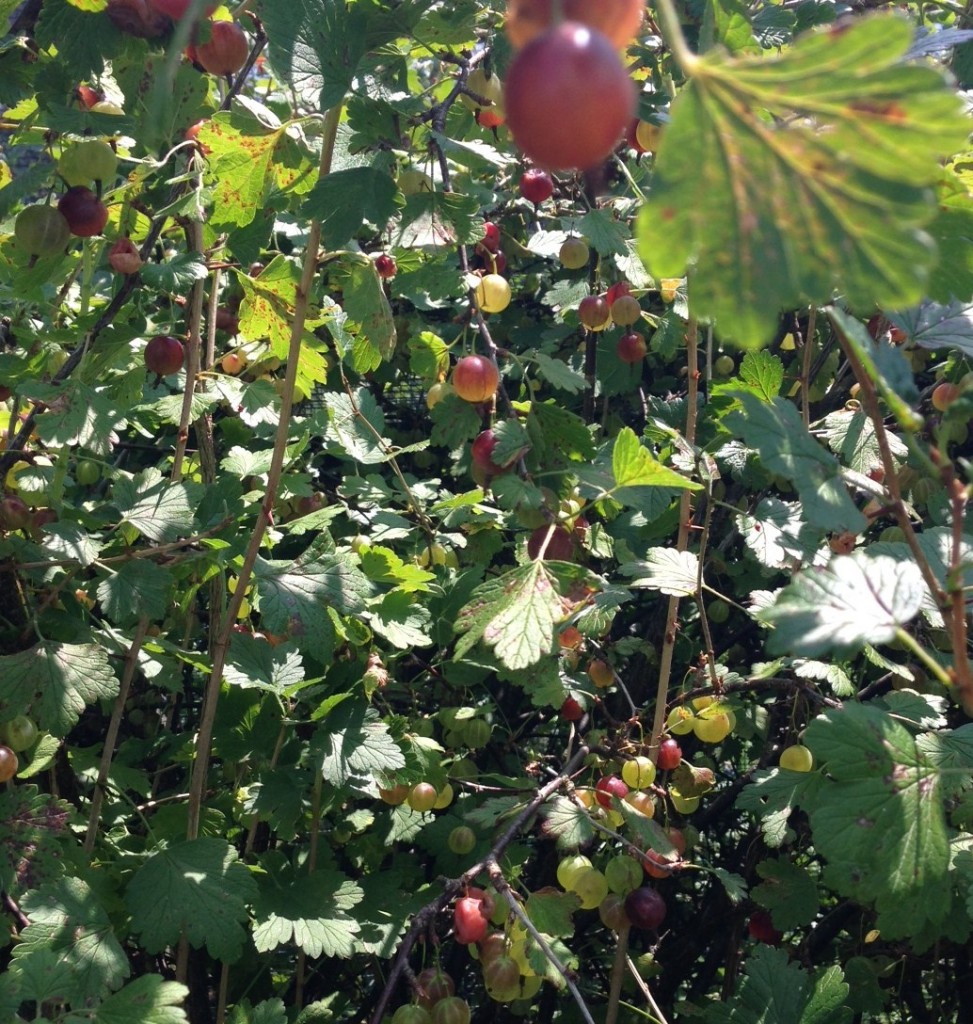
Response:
[639,15,970,346]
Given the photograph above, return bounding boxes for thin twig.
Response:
[626,955,672,1024]
[367,746,590,1024]
[486,857,598,1024]
[83,617,150,856]
[833,327,946,609]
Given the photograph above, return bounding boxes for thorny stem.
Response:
[487,858,598,1024]
[367,746,590,1024]
[649,317,700,752]
[8,517,232,571]
[833,328,945,600]
[184,102,344,842]
[626,955,673,1024]
[944,466,973,711]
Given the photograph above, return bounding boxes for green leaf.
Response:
[821,407,907,474]
[253,857,363,959]
[542,796,595,849]
[370,592,434,649]
[341,257,397,361]
[224,634,305,692]
[430,391,482,448]
[95,977,189,1024]
[312,697,406,786]
[612,427,701,498]
[96,560,174,627]
[736,768,824,847]
[359,546,435,593]
[354,868,432,957]
[15,877,129,1000]
[253,545,371,662]
[321,389,391,463]
[0,786,72,893]
[725,393,867,532]
[127,838,258,962]
[888,296,973,355]
[27,380,127,457]
[258,0,368,110]
[752,859,819,930]
[578,208,629,256]
[736,497,821,570]
[712,868,749,905]
[526,402,596,468]
[454,562,568,671]
[525,890,577,938]
[304,169,399,250]
[0,641,118,737]
[803,704,951,937]
[926,175,973,303]
[7,948,77,1007]
[531,350,586,394]
[758,551,925,657]
[702,945,852,1023]
[639,15,970,346]
[738,350,784,400]
[113,469,199,544]
[227,998,287,1024]
[620,548,700,596]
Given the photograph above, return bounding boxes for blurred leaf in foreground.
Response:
[639,15,970,346]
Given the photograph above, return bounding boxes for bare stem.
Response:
[487,858,597,1024]
[368,746,590,1024]
[649,317,699,752]
[185,103,343,841]
[83,617,149,856]
[171,218,206,481]
[606,924,631,1024]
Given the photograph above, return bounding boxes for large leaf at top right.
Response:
[638,15,970,347]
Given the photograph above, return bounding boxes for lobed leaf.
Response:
[639,15,970,346]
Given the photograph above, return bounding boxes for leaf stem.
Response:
[652,0,700,76]
[892,627,953,688]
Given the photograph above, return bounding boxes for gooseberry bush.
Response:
[1,1,973,1023]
